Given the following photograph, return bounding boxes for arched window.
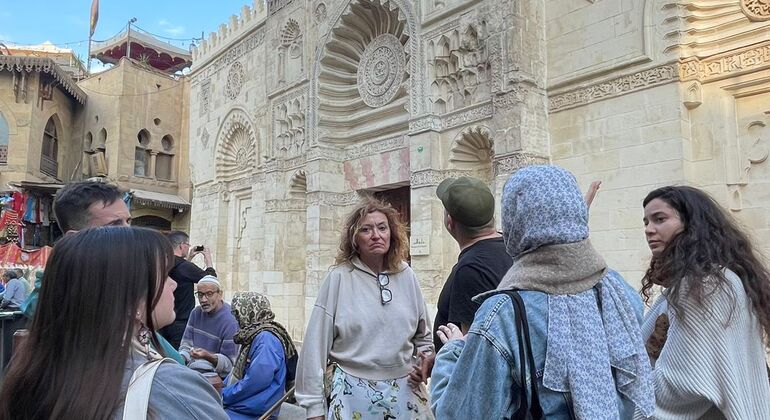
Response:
[134,129,151,177]
[155,134,174,181]
[41,116,59,178]
[0,111,8,164]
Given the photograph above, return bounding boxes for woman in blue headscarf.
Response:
[430,165,655,419]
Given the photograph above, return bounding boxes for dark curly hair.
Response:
[642,186,770,345]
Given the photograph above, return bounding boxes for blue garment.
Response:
[431,165,654,419]
[431,275,645,419]
[2,278,29,308]
[222,331,287,420]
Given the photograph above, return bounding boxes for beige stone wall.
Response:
[547,1,770,287]
[0,71,83,186]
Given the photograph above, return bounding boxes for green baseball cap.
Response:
[436,176,495,227]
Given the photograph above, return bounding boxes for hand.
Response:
[190,347,216,364]
[407,351,435,388]
[584,181,601,209]
[202,246,213,267]
[436,323,465,344]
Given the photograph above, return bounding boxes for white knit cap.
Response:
[198,275,221,289]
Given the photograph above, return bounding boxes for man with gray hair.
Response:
[179,276,239,378]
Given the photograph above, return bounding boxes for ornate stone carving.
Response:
[449,125,493,168]
[306,191,363,206]
[265,198,306,212]
[199,81,211,116]
[201,128,210,148]
[679,41,770,82]
[225,62,246,100]
[272,88,308,159]
[190,29,265,85]
[314,3,327,22]
[741,0,770,21]
[358,34,406,108]
[493,153,549,176]
[427,21,491,114]
[310,0,421,144]
[268,0,293,15]
[549,65,678,112]
[216,110,257,182]
[410,169,488,188]
[345,135,406,160]
[289,169,308,193]
[278,19,303,85]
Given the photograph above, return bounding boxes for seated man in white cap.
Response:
[179,276,239,378]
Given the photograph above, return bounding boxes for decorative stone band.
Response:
[679,40,770,83]
[549,65,678,112]
[191,28,266,85]
[410,169,492,188]
[493,153,550,177]
[265,198,306,213]
[409,101,493,134]
[306,191,364,206]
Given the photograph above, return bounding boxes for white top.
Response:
[635,268,770,419]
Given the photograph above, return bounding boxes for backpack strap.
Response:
[498,290,544,420]
[122,358,174,420]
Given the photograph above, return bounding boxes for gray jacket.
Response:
[112,351,228,419]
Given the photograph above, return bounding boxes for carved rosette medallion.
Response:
[225,62,246,100]
[357,34,405,108]
[742,0,770,21]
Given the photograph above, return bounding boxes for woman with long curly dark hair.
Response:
[639,186,770,418]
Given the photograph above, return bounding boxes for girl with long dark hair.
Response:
[639,186,770,418]
[0,227,228,420]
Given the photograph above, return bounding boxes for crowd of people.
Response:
[0,163,767,419]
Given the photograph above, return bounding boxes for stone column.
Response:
[148,151,158,179]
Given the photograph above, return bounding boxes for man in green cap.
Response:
[408,176,513,386]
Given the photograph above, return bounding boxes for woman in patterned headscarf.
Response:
[430,165,655,419]
[222,292,297,420]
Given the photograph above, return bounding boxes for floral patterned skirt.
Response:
[327,366,435,420]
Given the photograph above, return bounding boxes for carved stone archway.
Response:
[215,108,257,183]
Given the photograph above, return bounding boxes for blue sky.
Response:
[0,0,254,70]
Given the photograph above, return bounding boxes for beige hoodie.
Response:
[295,257,433,418]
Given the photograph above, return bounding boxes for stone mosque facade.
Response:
[188,0,770,337]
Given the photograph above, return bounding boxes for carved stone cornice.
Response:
[409,101,494,134]
[265,198,306,213]
[306,191,363,206]
[493,153,549,176]
[410,168,489,188]
[679,41,770,83]
[345,136,406,160]
[549,65,678,112]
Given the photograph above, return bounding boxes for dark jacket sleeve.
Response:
[170,259,217,284]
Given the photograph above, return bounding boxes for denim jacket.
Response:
[430,277,645,419]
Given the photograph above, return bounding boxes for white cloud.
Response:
[158,19,185,37]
